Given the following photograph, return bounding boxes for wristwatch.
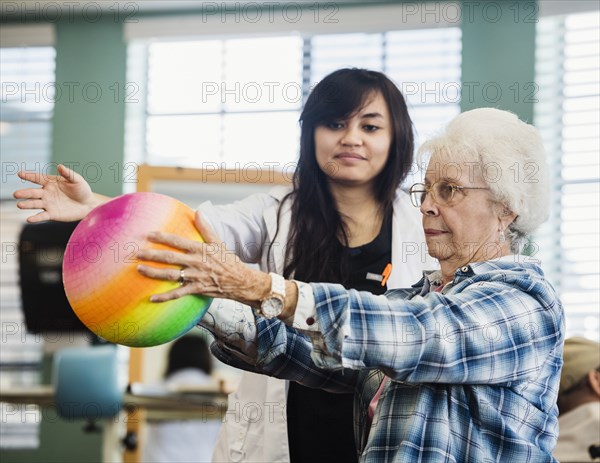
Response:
[260,272,286,319]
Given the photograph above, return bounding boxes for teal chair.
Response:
[53,345,123,421]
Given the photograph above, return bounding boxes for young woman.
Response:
[14,68,431,462]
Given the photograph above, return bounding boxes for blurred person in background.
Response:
[554,337,600,462]
[143,335,221,463]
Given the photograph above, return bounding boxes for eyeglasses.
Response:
[409,181,490,208]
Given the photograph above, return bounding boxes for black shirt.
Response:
[287,212,393,463]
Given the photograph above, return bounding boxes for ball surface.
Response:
[62,192,211,347]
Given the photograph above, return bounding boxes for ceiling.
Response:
[0,0,374,17]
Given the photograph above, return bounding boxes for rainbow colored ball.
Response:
[62,192,212,347]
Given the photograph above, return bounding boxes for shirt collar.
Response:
[417,255,531,295]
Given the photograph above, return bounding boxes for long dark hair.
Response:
[278,68,414,283]
[164,335,213,378]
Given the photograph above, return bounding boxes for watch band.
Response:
[259,273,286,319]
[269,272,286,298]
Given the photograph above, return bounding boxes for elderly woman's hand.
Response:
[137,214,270,307]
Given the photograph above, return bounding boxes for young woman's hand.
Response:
[13,164,109,223]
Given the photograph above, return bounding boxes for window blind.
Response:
[534,10,600,340]
[135,26,461,175]
[0,46,55,199]
[144,35,303,168]
[0,26,55,449]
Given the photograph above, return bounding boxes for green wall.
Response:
[2,418,105,463]
[51,18,127,197]
[460,0,537,122]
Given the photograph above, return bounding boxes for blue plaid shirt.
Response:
[211,257,564,463]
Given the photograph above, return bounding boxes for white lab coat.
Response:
[198,186,433,463]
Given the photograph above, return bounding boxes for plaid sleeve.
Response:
[244,316,358,393]
[309,269,564,385]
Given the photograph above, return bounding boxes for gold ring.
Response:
[178,269,186,286]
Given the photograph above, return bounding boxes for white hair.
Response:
[418,108,550,253]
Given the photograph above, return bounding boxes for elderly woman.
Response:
[138,108,565,462]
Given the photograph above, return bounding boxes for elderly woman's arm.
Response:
[209,315,359,394]
[192,189,300,361]
[279,260,565,386]
[192,194,278,362]
[137,221,563,386]
[195,263,562,390]
[136,211,359,393]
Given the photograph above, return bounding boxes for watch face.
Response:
[261,298,284,318]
